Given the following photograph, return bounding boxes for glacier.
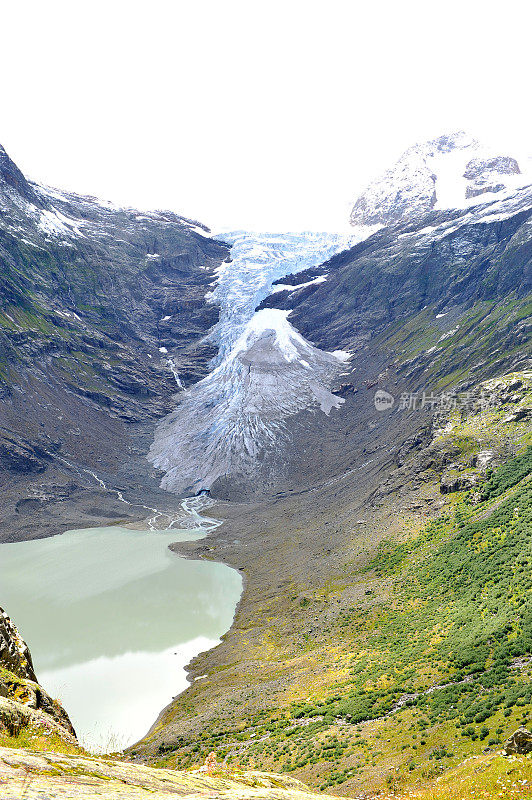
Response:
[148,230,371,494]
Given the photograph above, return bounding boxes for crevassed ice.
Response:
[148,230,370,494]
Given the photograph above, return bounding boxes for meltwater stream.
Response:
[0,499,242,753]
[149,230,374,494]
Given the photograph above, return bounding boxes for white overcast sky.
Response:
[1,0,531,231]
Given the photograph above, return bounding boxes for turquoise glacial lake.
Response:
[0,525,242,752]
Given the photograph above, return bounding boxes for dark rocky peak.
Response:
[463,155,521,179]
[425,130,477,154]
[463,155,522,199]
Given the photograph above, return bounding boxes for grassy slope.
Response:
[145,371,532,797]
[375,294,531,392]
[382,752,532,800]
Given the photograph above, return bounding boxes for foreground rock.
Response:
[0,608,36,682]
[0,746,341,800]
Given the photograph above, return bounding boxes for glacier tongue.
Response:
[148,230,369,495]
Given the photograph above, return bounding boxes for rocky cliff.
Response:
[0,607,75,740]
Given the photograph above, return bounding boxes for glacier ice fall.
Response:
[148,230,371,494]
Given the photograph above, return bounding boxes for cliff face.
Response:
[0,145,230,541]
[0,607,75,739]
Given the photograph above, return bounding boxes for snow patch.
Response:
[38,207,85,238]
[331,350,352,362]
[270,274,328,293]
[439,325,460,342]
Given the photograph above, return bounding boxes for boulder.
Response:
[440,471,479,494]
[503,726,532,755]
[503,407,531,423]
[0,696,31,735]
[470,450,495,473]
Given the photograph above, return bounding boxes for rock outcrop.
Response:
[0,608,36,683]
[0,746,341,800]
[0,608,76,740]
[464,155,521,198]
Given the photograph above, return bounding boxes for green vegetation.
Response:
[481,444,532,500]
[376,296,532,392]
[0,725,81,755]
[381,752,532,800]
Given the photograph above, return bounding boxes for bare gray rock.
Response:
[463,156,521,180]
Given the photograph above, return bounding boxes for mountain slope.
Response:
[0,145,229,541]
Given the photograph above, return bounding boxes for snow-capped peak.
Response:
[350,131,530,227]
